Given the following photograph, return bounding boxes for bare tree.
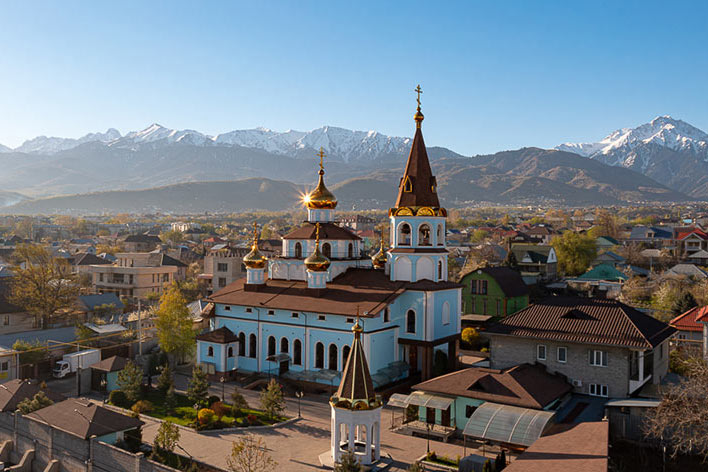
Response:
[227,434,277,472]
[644,361,708,458]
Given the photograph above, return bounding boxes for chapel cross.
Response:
[414,84,423,109]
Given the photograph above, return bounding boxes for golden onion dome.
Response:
[305,148,337,210]
[371,230,387,269]
[243,222,267,269]
[304,223,330,272]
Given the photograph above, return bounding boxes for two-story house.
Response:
[199,246,249,295]
[510,244,557,280]
[90,252,186,298]
[484,297,676,398]
[458,266,529,316]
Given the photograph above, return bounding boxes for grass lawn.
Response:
[425,452,460,468]
[121,391,288,429]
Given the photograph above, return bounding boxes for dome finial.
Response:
[305,148,337,209]
[353,305,363,335]
[304,222,331,272]
[371,225,388,269]
[318,147,325,174]
[243,221,267,269]
[414,84,424,128]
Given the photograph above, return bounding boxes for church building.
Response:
[196,88,462,385]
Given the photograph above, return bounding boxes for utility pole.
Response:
[137,298,142,357]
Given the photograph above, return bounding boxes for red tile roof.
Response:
[676,228,708,240]
[672,306,708,331]
[485,297,675,349]
[413,363,571,409]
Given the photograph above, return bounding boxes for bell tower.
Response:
[388,85,448,283]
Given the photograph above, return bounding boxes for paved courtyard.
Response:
[139,373,502,471]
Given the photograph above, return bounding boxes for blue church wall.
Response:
[431,289,460,339]
[390,216,446,247]
[198,341,224,370]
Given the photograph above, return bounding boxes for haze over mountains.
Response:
[0,116,706,214]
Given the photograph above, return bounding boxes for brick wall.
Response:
[489,335,631,398]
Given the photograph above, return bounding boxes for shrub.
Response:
[211,401,230,419]
[198,408,215,425]
[131,400,153,414]
[259,379,285,419]
[156,364,174,394]
[231,389,249,411]
[109,390,130,408]
[17,391,54,414]
[207,395,221,405]
[461,327,479,348]
[186,367,210,408]
[117,360,144,403]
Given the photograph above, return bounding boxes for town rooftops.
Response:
[484,296,676,349]
[458,267,529,297]
[675,227,708,240]
[114,252,187,268]
[73,253,111,266]
[629,226,673,240]
[77,293,125,312]
[413,363,571,409]
[576,264,628,282]
[208,268,461,317]
[670,306,708,333]
[0,379,65,412]
[503,421,608,472]
[28,398,143,439]
[283,222,361,241]
[123,234,161,243]
[511,244,555,264]
[665,263,708,279]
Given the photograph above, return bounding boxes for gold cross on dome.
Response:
[414,84,423,109]
[317,147,326,170]
[252,221,258,242]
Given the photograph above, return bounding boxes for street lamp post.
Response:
[220,376,225,402]
[295,391,304,418]
[100,378,107,403]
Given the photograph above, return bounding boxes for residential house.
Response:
[76,293,125,321]
[674,227,708,257]
[123,234,161,252]
[595,235,619,250]
[592,251,625,267]
[664,263,708,280]
[510,244,558,280]
[409,363,571,434]
[568,264,628,298]
[670,306,708,356]
[338,214,377,231]
[484,297,676,398]
[90,252,186,298]
[72,252,112,275]
[0,279,35,335]
[199,246,249,295]
[459,266,529,316]
[90,356,127,393]
[685,249,708,265]
[628,226,673,248]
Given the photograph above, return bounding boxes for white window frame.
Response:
[590,350,608,367]
[557,346,567,363]
[537,344,547,361]
[589,383,608,397]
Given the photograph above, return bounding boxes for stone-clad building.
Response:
[196,92,463,384]
[484,297,675,398]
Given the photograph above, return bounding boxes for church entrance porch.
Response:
[399,334,459,381]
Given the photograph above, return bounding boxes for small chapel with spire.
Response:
[196,86,462,385]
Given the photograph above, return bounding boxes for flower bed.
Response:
[111,391,287,430]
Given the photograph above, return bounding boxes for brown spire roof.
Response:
[330,318,381,410]
[394,126,440,208]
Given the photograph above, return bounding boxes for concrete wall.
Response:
[489,335,632,398]
[0,411,181,472]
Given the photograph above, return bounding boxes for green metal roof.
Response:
[577,263,628,282]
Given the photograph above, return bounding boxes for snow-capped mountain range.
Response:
[1,123,412,162]
[556,116,708,197]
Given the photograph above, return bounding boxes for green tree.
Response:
[672,291,698,316]
[502,249,518,269]
[117,360,144,403]
[231,389,250,411]
[17,391,54,414]
[333,450,362,472]
[9,244,79,329]
[164,386,177,414]
[187,366,210,407]
[155,287,195,364]
[227,434,277,472]
[470,229,490,243]
[12,339,49,365]
[461,327,479,348]
[160,230,185,245]
[551,231,597,276]
[154,420,180,456]
[259,379,285,419]
[157,365,174,394]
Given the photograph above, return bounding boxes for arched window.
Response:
[329,344,338,370]
[442,301,450,325]
[404,176,412,192]
[293,339,302,365]
[249,334,257,358]
[280,337,289,354]
[315,342,324,368]
[348,243,353,259]
[419,224,431,246]
[207,346,214,357]
[438,260,443,280]
[406,310,416,334]
[294,242,302,259]
[399,223,411,246]
[267,336,276,357]
[227,346,234,357]
[342,345,351,368]
[238,332,245,356]
[322,242,331,258]
[437,224,444,246]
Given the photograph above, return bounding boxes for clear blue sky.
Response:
[1,0,707,155]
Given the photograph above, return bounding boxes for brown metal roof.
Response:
[333,323,377,409]
[394,127,440,208]
[90,355,128,373]
[28,398,143,439]
[196,326,239,343]
[389,247,449,254]
[413,363,571,409]
[283,222,360,240]
[485,297,676,349]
